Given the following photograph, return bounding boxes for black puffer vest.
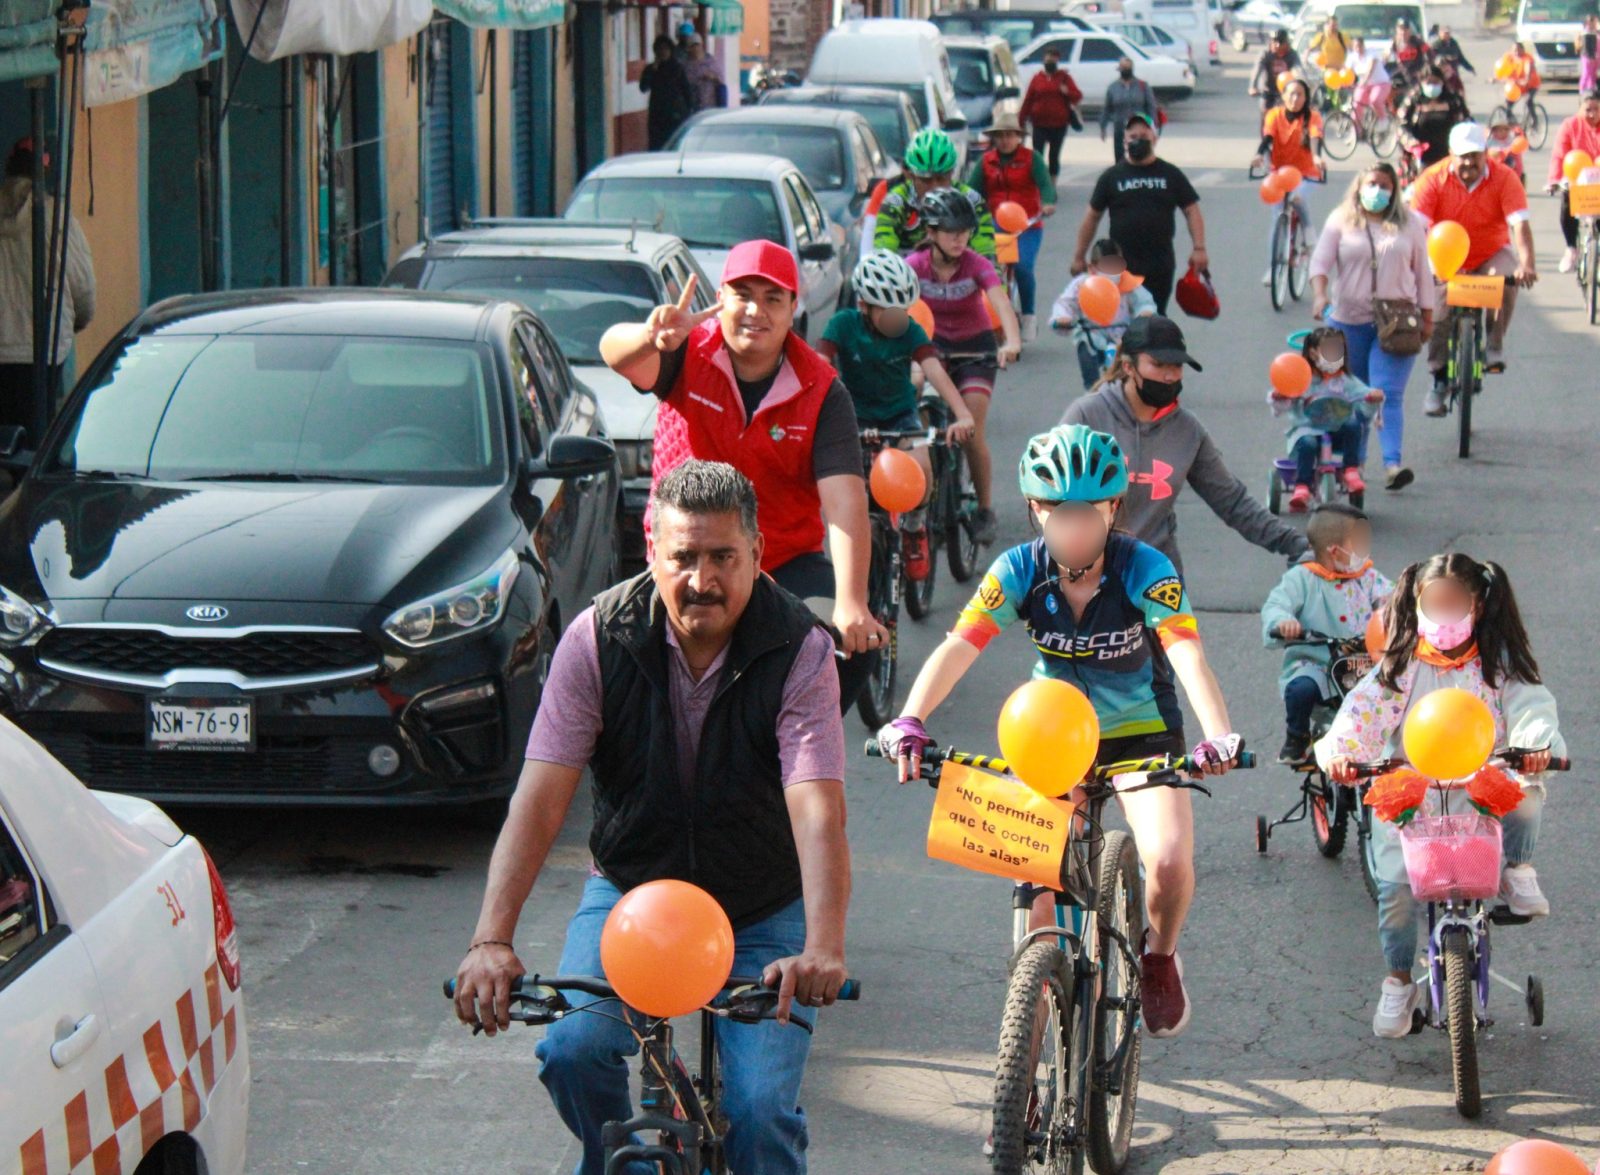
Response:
[589,571,820,927]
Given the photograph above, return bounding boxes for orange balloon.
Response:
[1269,351,1313,398]
[1276,72,1291,92]
[1485,1140,1591,1175]
[1078,274,1121,327]
[994,200,1030,234]
[600,880,735,1018]
[1493,57,1512,80]
[1564,149,1595,183]
[1427,220,1471,280]
[1402,687,1495,780]
[1364,610,1387,659]
[1116,270,1145,294]
[1505,81,1523,102]
[869,446,927,512]
[1275,165,1303,193]
[997,678,1100,798]
[1510,133,1529,155]
[1259,175,1286,204]
[908,298,935,336]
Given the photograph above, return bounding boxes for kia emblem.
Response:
[186,605,229,622]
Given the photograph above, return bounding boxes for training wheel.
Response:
[1526,975,1544,1027]
[1255,815,1270,854]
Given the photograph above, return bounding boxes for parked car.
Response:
[807,19,971,167]
[757,83,924,163]
[0,289,618,806]
[1224,0,1295,48]
[1122,0,1221,67]
[665,105,893,280]
[0,720,248,1173]
[1017,30,1197,103]
[929,9,1096,52]
[942,34,1025,132]
[386,221,715,569]
[565,153,846,341]
[1090,16,1202,71]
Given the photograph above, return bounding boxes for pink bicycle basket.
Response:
[1399,812,1504,902]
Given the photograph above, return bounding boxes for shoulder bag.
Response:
[1366,223,1423,355]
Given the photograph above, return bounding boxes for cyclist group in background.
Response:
[449,28,1589,1166]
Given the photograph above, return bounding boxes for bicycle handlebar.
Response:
[1340,750,1572,779]
[864,739,1256,786]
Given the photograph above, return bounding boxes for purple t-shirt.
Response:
[526,603,845,792]
[907,246,1001,341]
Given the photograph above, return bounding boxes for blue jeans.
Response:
[1014,225,1044,316]
[1291,422,1365,484]
[1331,317,1418,469]
[1075,339,1105,389]
[536,876,813,1175]
[1374,789,1545,971]
[1283,674,1322,737]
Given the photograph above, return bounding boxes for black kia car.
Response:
[0,289,618,805]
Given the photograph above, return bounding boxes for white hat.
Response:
[1449,121,1488,156]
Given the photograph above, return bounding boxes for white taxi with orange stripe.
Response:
[0,716,248,1174]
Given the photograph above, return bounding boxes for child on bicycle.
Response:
[1253,76,1324,285]
[819,251,977,582]
[1485,111,1527,187]
[1317,553,1565,1038]
[1050,239,1157,390]
[906,187,1023,546]
[879,424,1243,1039]
[1268,325,1384,510]
[1261,502,1390,764]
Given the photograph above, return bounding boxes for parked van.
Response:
[1124,0,1219,70]
[808,20,971,166]
[1515,0,1595,85]
[1293,1,1426,43]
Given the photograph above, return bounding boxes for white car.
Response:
[1091,18,1201,72]
[1017,29,1196,106]
[0,716,248,1174]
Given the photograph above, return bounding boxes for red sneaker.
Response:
[1288,484,1313,513]
[1342,467,1366,494]
[903,528,930,581]
[1140,937,1191,1039]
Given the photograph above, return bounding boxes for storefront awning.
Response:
[0,1,57,83]
[699,0,743,35]
[228,0,432,62]
[434,0,566,30]
[82,0,226,106]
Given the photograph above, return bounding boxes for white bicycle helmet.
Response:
[851,251,921,310]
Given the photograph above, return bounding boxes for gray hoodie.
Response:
[1062,384,1310,574]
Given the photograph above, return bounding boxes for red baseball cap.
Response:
[721,239,799,293]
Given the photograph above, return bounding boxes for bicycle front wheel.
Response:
[1311,773,1349,858]
[1270,212,1290,311]
[855,523,898,729]
[992,942,1081,1175]
[1454,313,1475,459]
[1371,110,1399,158]
[1586,223,1600,326]
[1442,926,1482,1118]
[1289,216,1311,301]
[1087,830,1144,1175]
[1323,110,1357,159]
[1526,101,1550,150]
[945,446,981,583]
[1356,790,1380,904]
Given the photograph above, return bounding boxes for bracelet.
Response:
[470,940,514,952]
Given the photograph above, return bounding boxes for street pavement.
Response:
[185,20,1600,1173]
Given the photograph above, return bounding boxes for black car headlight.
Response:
[382,550,521,649]
[0,584,49,646]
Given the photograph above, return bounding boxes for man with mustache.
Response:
[454,459,852,1175]
[601,239,887,710]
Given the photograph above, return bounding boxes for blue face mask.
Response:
[1359,183,1392,212]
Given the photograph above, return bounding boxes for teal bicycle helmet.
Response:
[1018,425,1130,502]
[904,128,958,178]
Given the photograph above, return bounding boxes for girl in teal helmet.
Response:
[879,423,1243,1041]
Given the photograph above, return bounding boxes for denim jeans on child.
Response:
[1075,339,1105,389]
[1291,420,1366,483]
[1374,783,1545,971]
[536,875,813,1175]
[1014,225,1044,316]
[1331,317,1418,469]
[1283,675,1322,738]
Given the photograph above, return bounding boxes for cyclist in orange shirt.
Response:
[1252,76,1324,284]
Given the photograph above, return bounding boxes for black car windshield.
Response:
[566,177,784,250]
[679,125,847,190]
[411,257,656,364]
[48,334,505,485]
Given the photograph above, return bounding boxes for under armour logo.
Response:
[1131,459,1174,501]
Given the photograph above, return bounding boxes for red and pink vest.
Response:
[981,146,1042,219]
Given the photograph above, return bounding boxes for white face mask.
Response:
[1314,351,1344,374]
[1330,545,1368,574]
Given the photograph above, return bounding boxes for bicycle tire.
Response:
[1442,926,1482,1118]
[903,540,936,620]
[1527,101,1550,151]
[1489,103,1511,130]
[1587,224,1599,326]
[945,446,981,582]
[1087,830,1143,1175]
[991,942,1078,1175]
[855,524,898,729]
[1310,774,1348,858]
[1270,212,1290,311]
[1289,215,1310,302]
[1323,110,1357,160]
[1372,112,1398,158]
[1357,794,1380,905]
[1454,314,1474,460]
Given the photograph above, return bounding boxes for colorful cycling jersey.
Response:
[954,533,1201,738]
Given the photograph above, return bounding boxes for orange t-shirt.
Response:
[1263,107,1324,181]
[1499,52,1541,89]
[1410,157,1529,272]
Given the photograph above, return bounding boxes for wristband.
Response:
[470,940,514,952]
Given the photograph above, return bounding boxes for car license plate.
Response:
[147,700,255,752]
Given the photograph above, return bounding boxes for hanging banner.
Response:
[82,0,225,107]
[434,0,567,30]
[925,761,1074,890]
[228,0,432,62]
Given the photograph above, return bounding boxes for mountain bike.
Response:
[1341,748,1569,1118]
[1250,164,1324,311]
[1440,274,1514,460]
[444,973,861,1173]
[1320,85,1359,161]
[924,358,990,583]
[1490,92,1549,151]
[869,739,1255,1172]
[1569,183,1600,326]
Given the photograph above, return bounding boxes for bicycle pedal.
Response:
[1488,905,1534,926]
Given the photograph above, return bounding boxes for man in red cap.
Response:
[600,239,887,706]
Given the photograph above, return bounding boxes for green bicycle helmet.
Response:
[1018,425,1130,502]
[904,128,958,178]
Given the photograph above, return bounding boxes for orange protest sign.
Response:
[1445,275,1505,310]
[925,761,1075,889]
[1570,183,1600,217]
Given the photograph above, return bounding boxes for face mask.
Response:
[1045,60,1059,73]
[1359,183,1392,212]
[1329,545,1368,574]
[1314,351,1344,373]
[1119,67,1134,79]
[1417,605,1475,649]
[1134,371,1181,408]
[1422,82,1443,98]
[1126,138,1154,162]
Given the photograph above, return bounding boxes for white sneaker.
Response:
[1559,246,1578,274]
[1261,268,1273,285]
[1021,313,1038,342]
[1423,385,1447,416]
[1499,864,1550,917]
[1372,977,1424,1038]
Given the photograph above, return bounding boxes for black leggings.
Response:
[769,550,876,716]
[1560,187,1580,248]
[1032,124,1067,177]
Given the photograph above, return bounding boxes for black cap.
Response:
[1272,28,1290,43]
[1123,316,1203,371]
